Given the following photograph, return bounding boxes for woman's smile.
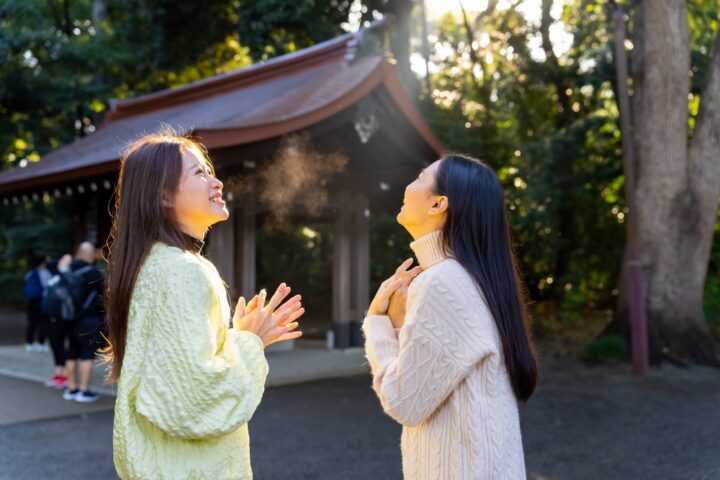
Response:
[210,192,225,207]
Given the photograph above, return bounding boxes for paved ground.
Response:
[0,357,718,480]
[0,307,24,346]
[0,305,370,391]
[3,306,719,479]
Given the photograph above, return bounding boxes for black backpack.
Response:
[42,265,97,321]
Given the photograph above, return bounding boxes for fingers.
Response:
[266,283,291,313]
[246,295,259,311]
[278,307,305,327]
[235,296,246,317]
[274,294,302,318]
[255,289,268,319]
[394,258,414,277]
[407,266,423,279]
[400,266,423,288]
[265,330,303,347]
[276,303,304,327]
[384,277,404,297]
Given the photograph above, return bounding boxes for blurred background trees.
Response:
[1,0,718,362]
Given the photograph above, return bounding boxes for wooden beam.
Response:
[205,212,236,299]
[332,190,353,348]
[350,193,370,326]
[236,199,257,300]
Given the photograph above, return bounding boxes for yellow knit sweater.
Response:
[113,242,268,480]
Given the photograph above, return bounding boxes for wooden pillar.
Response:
[236,199,257,300]
[332,191,370,348]
[350,193,370,325]
[332,191,353,348]
[205,211,236,298]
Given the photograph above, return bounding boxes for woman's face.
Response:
[171,147,229,239]
[396,159,447,239]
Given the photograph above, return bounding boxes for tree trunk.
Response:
[619,0,720,365]
[387,0,418,97]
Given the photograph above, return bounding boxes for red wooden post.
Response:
[612,3,649,376]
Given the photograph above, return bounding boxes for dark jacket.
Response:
[69,259,105,319]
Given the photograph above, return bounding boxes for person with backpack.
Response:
[44,242,105,402]
[23,256,51,353]
[43,254,70,388]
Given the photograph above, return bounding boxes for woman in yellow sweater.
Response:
[364,154,537,479]
[104,131,304,479]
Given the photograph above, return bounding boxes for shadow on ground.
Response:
[0,356,718,479]
[2,306,718,479]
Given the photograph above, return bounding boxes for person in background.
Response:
[23,255,50,353]
[60,242,105,403]
[44,254,70,388]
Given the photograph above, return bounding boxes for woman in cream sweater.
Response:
[104,131,304,479]
[363,154,537,479]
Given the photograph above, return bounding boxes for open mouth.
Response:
[209,193,225,206]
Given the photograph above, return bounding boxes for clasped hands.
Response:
[368,258,423,329]
[233,284,304,347]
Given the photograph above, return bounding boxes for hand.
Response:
[58,254,72,270]
[368,258,422,317]
[387,267,419,328]
[233,283,304,347]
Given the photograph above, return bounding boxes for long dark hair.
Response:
[434,154,537,402]
[101,129,213,383]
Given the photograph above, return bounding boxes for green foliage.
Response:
[256,223,334,318]
[369,213,413,294]
[704,276,720,325]
[254,214,412,319]
[238,0,354,61]
[0,0,250,171]
[0,197,75,305]
[582,334,628,364]
[1,0,720,337]
[421,1,627,315]
[705,222,720,335]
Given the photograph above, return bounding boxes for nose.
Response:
[213,177,223,191]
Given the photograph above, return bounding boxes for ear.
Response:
[428,195,448,216]
[162,190,173,208]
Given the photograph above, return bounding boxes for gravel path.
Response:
[0,351,717,479]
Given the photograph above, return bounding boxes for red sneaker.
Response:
[44,375,68,388]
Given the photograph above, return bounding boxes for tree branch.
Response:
[458,1,481,67]
[474,0,498,30]
[689,28,720,201]
[540,0,571,126]
[458,0,496,99]
[63,0,72,37]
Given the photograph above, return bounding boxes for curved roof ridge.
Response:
[106,21,388,122]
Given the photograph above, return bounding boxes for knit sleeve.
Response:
[363,264,496,427]
[134,257,268,440]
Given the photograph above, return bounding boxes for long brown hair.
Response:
[101,128,214,383]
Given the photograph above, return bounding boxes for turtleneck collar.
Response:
[410,230,449,268]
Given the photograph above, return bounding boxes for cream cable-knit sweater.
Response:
[363,230,526,480]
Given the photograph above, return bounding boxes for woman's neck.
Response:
[410,230,448,268]
[179,222,206,242]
